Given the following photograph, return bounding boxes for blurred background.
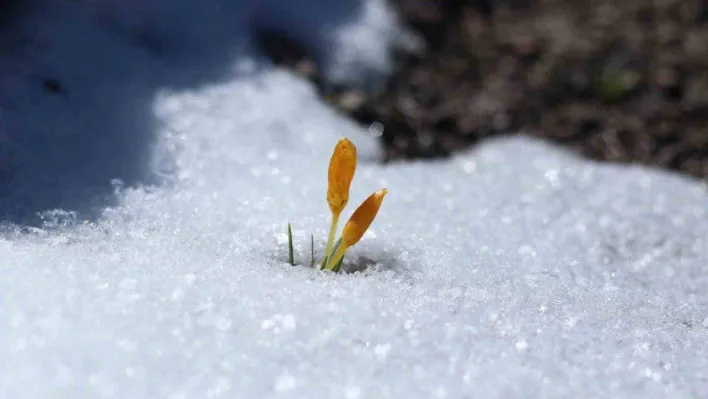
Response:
[261,0,708,179]
[1,0,707,225]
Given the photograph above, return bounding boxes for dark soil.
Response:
[259,0,708,179]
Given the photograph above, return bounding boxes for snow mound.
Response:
[0,0,406,224]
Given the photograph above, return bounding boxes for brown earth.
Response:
[260,0,708,180]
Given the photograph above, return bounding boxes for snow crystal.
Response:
[274,372,297,393]
[1,0,708,398]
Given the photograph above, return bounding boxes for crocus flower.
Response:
[325,188,387,271]
[322,138,357,267]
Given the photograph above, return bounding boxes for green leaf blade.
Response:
[287,223,295,266]
[310,234,314,267]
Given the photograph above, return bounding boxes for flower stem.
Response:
[320,213,339,268]
[325,242,348,271]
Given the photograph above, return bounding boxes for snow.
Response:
[1,1,708,398]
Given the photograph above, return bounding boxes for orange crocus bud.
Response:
[341,188,388,248]
[324,188,388,271]
[327,138,357,216]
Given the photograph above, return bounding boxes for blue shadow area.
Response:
[0,0,376,226]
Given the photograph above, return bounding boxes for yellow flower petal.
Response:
[341,188,388,248]
[327,138,357,216]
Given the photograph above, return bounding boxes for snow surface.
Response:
[2,1,708,398]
